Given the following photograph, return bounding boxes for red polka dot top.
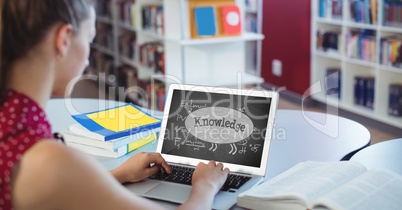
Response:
[0,90,52,210]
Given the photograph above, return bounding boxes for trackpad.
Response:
[145,183,192,203]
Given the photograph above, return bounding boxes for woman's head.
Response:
[0,0,96,97]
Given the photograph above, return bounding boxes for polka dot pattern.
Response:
[0,90,52,209]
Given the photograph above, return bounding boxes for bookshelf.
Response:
[90,0,265,111]
[244,0,263,76]
[311,0,402,128]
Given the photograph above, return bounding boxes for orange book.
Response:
[221,5,241,35]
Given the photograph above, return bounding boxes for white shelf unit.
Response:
[91,0,265,108]
[161,0,264,87]
[311,0,402,128]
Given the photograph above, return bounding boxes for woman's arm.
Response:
[12,140,228,210]
[12,140,165,210]
[111,154,229,210]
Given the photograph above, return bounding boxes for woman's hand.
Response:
[177,160,229,210]
[111,152,171,183]
[192,160,229,194]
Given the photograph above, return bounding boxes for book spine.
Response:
[364,0,370,23]
[319,0,326,18]
[126,133,157,153]
[365,77,375,109]
[389,84,402,116]
[354,76,366,105]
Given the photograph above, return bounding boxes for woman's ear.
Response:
[55,24,74,59]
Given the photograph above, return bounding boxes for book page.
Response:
[312,168,402,210]
[238,161,367,208]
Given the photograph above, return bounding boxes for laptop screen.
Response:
[160,89,272,168]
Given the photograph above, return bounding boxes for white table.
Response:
[45,98,371,208]
[46,98,371,180]
[350,138,402,175]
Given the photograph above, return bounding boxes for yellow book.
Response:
[72,103,161,141]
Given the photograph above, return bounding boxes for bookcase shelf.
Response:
[312,0,402,128]
[345,21,378,30]
[174,32,264,46]
[317,18,343,26]
[97,16,113,25]
[91,43,115,57]
[89,0,264,111]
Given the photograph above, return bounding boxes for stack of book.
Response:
[61,103,161,158]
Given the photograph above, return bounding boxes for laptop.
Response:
[126,84,279,210]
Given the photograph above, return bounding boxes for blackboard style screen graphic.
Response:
[161,90,272,167]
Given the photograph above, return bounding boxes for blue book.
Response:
[72,103,161,141]
[194,6,217,36]
[364,0,370,24]
[356,1,362,22]
[319,0,326,18]
[389,84,402,116]
[365,77,375,109]
[354,76,367,106]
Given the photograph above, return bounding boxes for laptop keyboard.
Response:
[149,165,252,192]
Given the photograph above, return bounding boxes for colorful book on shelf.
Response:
[65,133,157,158]
[64,125,160,150]
[221,5,241,35]
[319,0,326,18]
[353,75,375,109]
[237,161,402,210]
[71,103,161,141]
[354,76,368,106]
[194,6,217,36]
[388,83,402,117]
[365,77,375,109]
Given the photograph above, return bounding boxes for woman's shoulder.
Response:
[16,140,92,183]
[12,140,93,209]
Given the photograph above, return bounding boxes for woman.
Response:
[0,0,229,209]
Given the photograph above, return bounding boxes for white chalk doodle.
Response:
[250,144,261,153]
[209,143,218,152]
[229,143,238,155]
[177,114,186,121]
[237,140,248,146]
[239,146,246,154]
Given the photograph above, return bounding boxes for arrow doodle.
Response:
[229,143,237,155]
[209,143,218,152]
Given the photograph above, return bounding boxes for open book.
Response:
[237,161,402,210]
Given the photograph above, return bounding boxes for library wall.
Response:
[261,0,311,95]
